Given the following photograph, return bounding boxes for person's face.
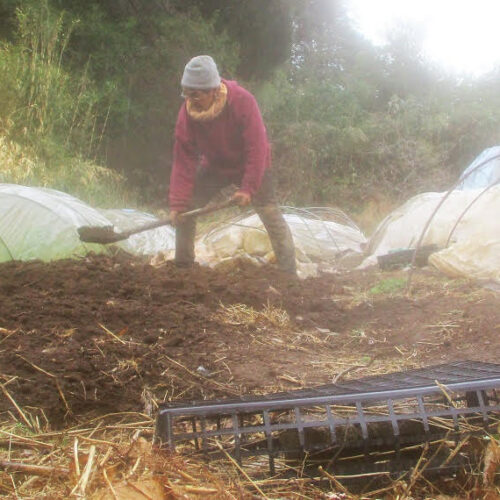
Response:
[182,88,217,111]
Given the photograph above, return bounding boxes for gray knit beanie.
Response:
[181,55,221,89]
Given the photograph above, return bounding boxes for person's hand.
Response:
[169,210,180,226]
[232,190,251,206]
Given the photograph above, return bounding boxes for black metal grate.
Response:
[155,361,500,477]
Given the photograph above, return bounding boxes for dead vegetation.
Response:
[1,408,499,498]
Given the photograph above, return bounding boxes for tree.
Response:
[172,0,292,79]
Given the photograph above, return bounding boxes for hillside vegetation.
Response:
[1,0,499,213]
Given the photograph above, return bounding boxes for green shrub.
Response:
[0,1,133,206]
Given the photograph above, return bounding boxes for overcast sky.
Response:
[346,0,500,76]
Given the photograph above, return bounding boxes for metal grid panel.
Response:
[159,361,500,414]
[155,361,500,476]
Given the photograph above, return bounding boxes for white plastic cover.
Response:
[429,240,500,283]
[0,184,175,263]
[457,146,500,190]
[0,184,111,262]
[362,185,500,284]
[364,190,479,260]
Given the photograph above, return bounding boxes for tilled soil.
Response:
[0,253,499,426]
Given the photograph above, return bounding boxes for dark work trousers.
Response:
[174,168,296,274]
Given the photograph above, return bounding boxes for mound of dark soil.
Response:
[0,254,498,426]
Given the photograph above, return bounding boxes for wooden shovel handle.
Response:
[177,198,237,220]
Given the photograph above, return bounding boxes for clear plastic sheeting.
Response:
[362,185,500,284]
[457,146,500,190]
[0,183,364,274]
[99,209,175,256]
[196,207,367,275]
[0,184,175,263]
[364,190,479,261]
[281,207,367,262]
[0,184,111,262]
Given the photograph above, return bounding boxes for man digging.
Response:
[168,55,296,275]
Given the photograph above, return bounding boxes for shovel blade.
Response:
[77,225,124,244]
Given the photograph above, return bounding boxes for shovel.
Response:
[78,198,236,244]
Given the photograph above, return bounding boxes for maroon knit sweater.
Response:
[168,79,271,211]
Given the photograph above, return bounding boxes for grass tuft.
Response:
[369,277,406,295]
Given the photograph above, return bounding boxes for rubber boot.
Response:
[255,204,297,275]
[174,214,197,267]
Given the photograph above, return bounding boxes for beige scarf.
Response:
[186,83,228,122]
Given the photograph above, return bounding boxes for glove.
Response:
[232,190,251,207]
